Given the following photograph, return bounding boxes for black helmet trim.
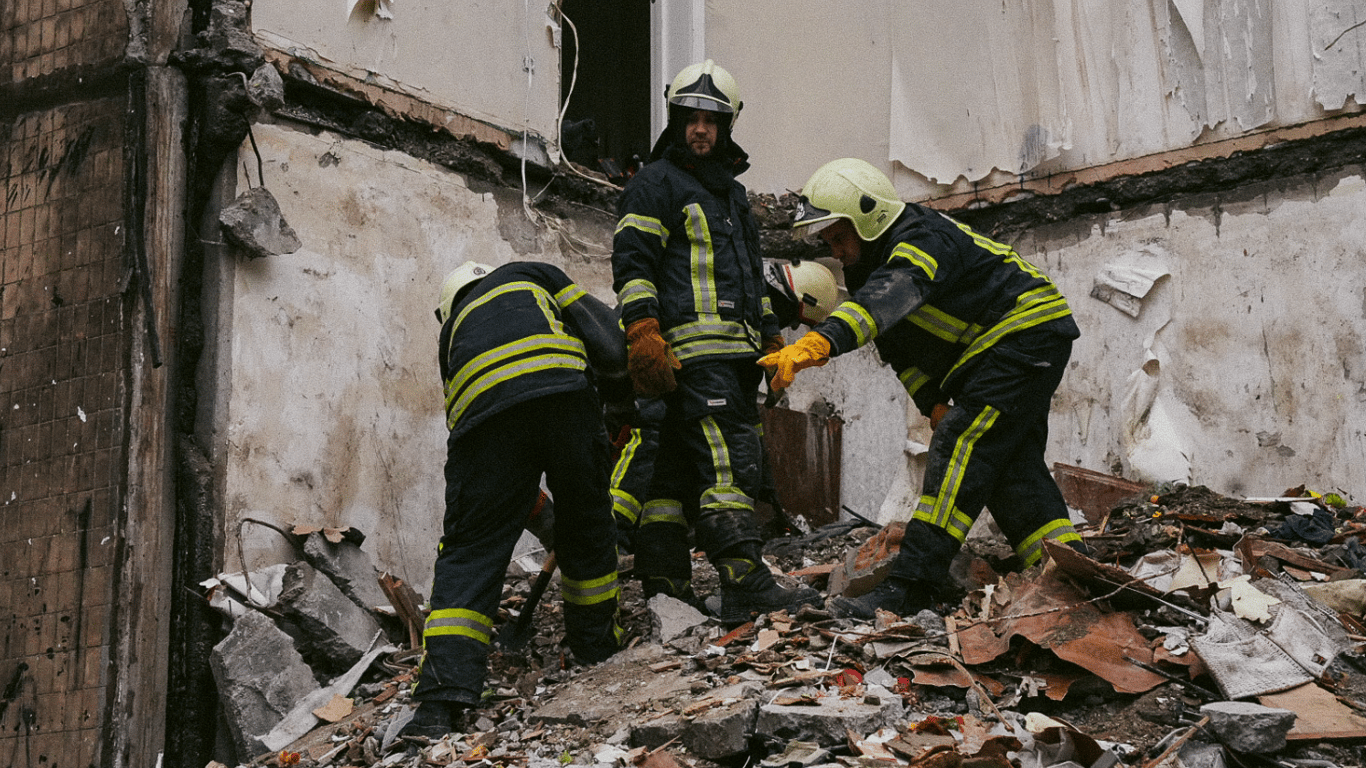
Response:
[793,195,832,226]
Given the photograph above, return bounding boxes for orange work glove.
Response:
[756,331,831,390]
[761,334,785,356]
[626,318,682,397]
[930,402,950,430]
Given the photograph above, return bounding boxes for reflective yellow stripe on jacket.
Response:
[444,281,589,429]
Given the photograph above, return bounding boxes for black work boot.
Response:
[827,576,932,620]
[715,555,821,625]
[398,700,470,741]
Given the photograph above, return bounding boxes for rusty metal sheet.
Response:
[1051,463,1147,527]
[957,567,1166,694]
[760,406,842,528]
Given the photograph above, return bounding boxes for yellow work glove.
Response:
[626,318,682,397]
[756,331,831,390]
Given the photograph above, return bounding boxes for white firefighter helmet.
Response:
[766,259,838,328]
[436,261,493,324]
[667,59,743,128]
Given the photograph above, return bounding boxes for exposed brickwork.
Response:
[0,97,128,768]
[1,0,128,84]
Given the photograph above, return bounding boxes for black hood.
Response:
[649,118,751,195]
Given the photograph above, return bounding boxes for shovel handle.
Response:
[497,551,557,650]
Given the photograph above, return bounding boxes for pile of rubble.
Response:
[204,472,1366,768]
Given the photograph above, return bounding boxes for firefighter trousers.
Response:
[889,330,1083,588]
[414,389,622,705]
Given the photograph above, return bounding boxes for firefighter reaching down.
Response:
[760,158,1088,620]
[402,261,630,739]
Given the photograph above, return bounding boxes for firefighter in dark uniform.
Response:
[403,261,630,738]
[760,158,1087,619]
[610,260,838,606]
[611,60,820,624]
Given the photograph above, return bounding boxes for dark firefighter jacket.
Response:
[439,261,630,440]
[611,145,780,364]
[814,203,1080,416]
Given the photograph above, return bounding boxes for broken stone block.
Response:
[827,522,904,598]
[1199,701,1295,753]
[301,531,392,614]
[631,682,762,759]
[219,186,302,258]
[247,63,285,111]
[278,561,384,674]
[647,594,707,643]
[210,609,322,761]
[755,685,905,746]
[531,645,696,729]
[1177,742,1228,768]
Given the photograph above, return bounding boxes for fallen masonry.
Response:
[202,476,1366,768]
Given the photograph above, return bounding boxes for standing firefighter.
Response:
[760,158,1086,619]
[611,60,819,624]
[610,260,839,604]
[403,261,630,738]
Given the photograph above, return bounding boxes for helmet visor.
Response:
[670,95,735,114]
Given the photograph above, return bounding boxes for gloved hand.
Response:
[761,334,786,407]
[762,334,785,356]
[524,491,555,551]
[756,331,831,390]
[626,318,681,397]
[930,402,950,430]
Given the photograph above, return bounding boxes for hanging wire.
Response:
[509,1,616,256]
[552,3,620,192]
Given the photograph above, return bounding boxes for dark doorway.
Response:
[558,0,652,181]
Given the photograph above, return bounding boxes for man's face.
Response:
[685,110,720,158]
[819,219,863,267]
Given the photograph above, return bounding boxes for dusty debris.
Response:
[208,482,1366,768]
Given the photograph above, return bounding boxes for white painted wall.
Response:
[1030,171,1366,499]
[251,0,562,147]
[707,0,1366,198]
[217,122,615,589]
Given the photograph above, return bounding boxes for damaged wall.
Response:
[207,120,615,588]
[1030,169,1366,497]
[249,0,562,159]
[711,1,1366,198]
[1,0,187,766]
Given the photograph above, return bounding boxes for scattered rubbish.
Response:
[205,484,1366,768]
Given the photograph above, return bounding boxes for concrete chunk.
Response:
[210,609,321,761]
[1199,701,1296,753]
[532,645,696,729]
[301,531,392,613]
[755,686,905,746]
[827,523,903,598]
[278,561,384,674]
[631,682,762,760]
[247,63,285,111]
[647,593,708,643]
[219,186,301,258]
